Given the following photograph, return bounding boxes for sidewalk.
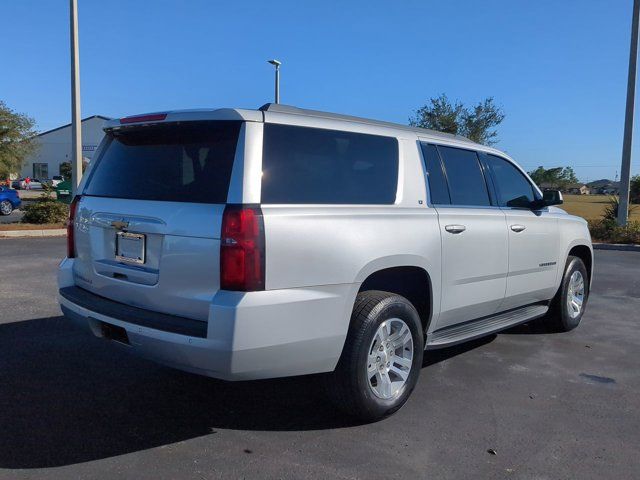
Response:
[12,189,55,200]
[0,222,66,238]
[0,228,66,238]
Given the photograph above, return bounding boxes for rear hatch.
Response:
[72,120,242,321]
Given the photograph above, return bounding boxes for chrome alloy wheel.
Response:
[367,318,414,400]
[567,270,585,319]
[0,200,12,215]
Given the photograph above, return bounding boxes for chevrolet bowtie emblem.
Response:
[111,220,129,231]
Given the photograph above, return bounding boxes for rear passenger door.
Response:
[483,154,559,309]
[421,144,508,329]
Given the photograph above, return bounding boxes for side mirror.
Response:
[532,190,563,209]
[543,189,563,206]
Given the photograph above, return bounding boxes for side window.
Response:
[486,155,536,208]
[261,124,398,204]
[420,143,450,204]
[437,146,491,206]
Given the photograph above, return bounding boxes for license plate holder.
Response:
[116,232,146,265]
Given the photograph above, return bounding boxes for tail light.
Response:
[220,204,265,291]
[67,196,81,258]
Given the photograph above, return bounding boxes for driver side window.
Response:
[486,155,536,208]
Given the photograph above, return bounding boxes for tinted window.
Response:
[261,124,398,204]
[487,155,535,208]
[84,121,240,203]
[420,143,450,204]
[437,146,490,206]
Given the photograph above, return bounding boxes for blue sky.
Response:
[1,0,638,181]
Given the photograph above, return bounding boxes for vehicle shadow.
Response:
[422,334,496,367]
[501,320,554,335]
[0,315,490,469]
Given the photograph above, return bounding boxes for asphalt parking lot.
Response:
[1,238,638,479]
[0,210,23,224]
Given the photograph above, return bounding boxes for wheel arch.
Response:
[568,244,593,284]
[357,264,433,334]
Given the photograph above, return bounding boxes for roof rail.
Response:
[258,103,474,143]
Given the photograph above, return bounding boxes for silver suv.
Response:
[58,104,592,420]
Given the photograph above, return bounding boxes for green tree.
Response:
[59,161,72,180]
[409,94,464,135]
[59,159,88,183]
[0,101,38,180]
[527,166,579,190]
[461,97,506,145]
[631,174,640,204]
[559,166,579,189]
[528,166,551,186]
[409,94,505,145]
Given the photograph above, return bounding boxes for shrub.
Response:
[587,219,614,240]
[21,190,68,224]
[602,196,638,221]
[588,219,640,244]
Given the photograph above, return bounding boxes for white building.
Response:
[21,115,110,180]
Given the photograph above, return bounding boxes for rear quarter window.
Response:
[261,124,399,204]
[83,121,241,204]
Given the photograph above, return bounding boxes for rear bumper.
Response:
[58,258,356,380]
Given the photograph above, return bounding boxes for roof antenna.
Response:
[267,59,281,104]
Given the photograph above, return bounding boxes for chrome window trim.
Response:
[431,204,503,211]
[417,141,437,208]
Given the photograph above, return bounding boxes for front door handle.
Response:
[445,224,466,234]
[510,224,526,233]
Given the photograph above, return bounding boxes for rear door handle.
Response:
[510,224,526,233]
[445,224,466,234]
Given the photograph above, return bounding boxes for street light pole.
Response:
[70,0,83,196]
[618,0,640,226]
[268,59,281,104]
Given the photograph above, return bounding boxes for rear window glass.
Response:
[261,124,398,204]
[84,121,241,203]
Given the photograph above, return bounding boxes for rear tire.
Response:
[327,290,424,422]
[0,200,13,216]
[545,256,589,332]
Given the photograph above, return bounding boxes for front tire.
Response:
[545,256,589,332]
[0,200,13,216]
[327,290,424,421]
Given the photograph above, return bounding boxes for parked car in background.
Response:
[0,187,21,215]
[46,175,65,188]
[58,104,593,421]
[14,178,43,190]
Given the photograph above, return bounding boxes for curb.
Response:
[593,242,640,252]
[0,229,66,238]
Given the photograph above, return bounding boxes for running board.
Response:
[426,304,549,349]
